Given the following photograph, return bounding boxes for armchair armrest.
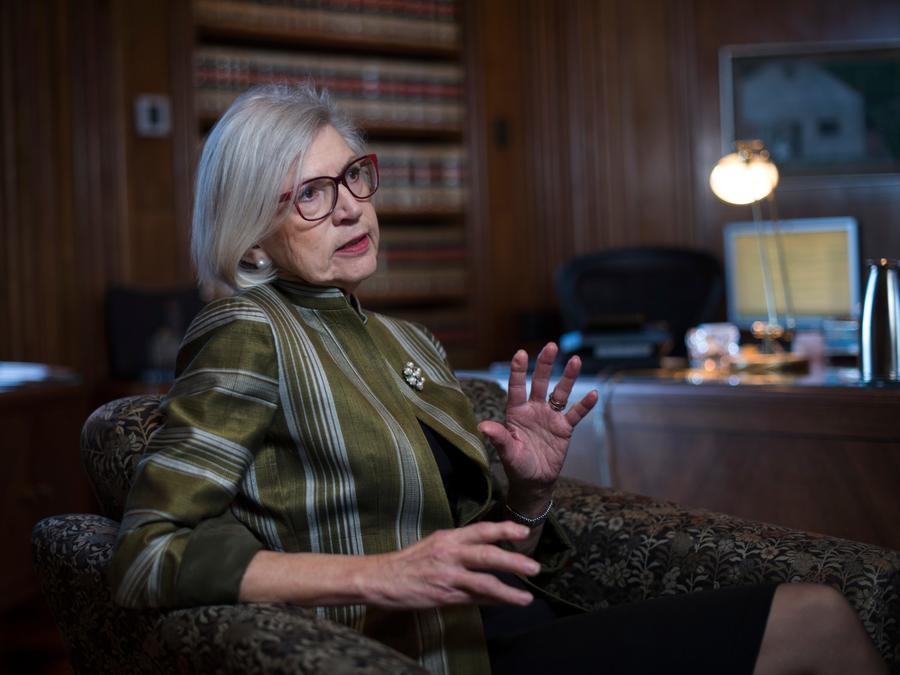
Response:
[33,515,426,674]
[547,480,900,670]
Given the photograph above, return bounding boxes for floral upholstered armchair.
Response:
[33,379,900,674]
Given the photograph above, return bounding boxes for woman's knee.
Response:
[761,583,886,674]
[787,583,854,615]
[772,583,857,636]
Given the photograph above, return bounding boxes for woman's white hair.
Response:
[192,83,365,290]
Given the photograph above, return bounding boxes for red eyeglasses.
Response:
[278,154,379,221]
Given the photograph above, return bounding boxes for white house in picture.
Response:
[738,60,865,163]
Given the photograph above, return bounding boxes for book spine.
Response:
[194,0,460,49]
[369,143,466,212]
[194,46,463,129]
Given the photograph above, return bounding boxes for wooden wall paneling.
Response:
[69,0,128,383]
[609,0,641,248]
[117,0,188,287]
[1,0,24,360]
[51,2,80,373]
[1,0,189,382]
[169,0,197,285]
[566,0,630,253]
[9,2,48,363]
[667,0,699,249]
[1,0,81,371]
[690,0,900,264]
[566,0,696,249]
[475,0,705,360]
[519,0,568,314]
[470,0,528,358]
[475,0,604,360]
[475,0,900,362]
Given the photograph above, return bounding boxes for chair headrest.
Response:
[78,379,507,521]
[80,395,166,520]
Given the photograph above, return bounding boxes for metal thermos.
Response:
[860,258,900,383]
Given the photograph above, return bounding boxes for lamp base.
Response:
[729,345,809,374]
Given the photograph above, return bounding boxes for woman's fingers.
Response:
[547,354,583,410]
[378,522,539,609]
[564,389,599,427]
[452,519,531,545]
[458,543,541,577]
[505,344,588,416]
[528,343,558,403]
[453,570,534,606]
[506,349,529,406]
[477,420,513,453]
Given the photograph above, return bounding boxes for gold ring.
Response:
[548,394,566,412]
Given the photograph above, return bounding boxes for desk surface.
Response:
[0,362,80,394]
[602,368,900,443]
[604,365,893,389]
[601,368,900,550]
[1,368,93,612]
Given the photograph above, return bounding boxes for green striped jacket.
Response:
[110,279,571,674]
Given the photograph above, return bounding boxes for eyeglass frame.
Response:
[278,154,379,221]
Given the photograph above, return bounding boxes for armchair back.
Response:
[79,380,509,521]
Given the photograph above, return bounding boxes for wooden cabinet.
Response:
[188,0,481,366]
[0,381,94,611]
[603,372,900,550]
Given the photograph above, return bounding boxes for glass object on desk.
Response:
[686,323,740,371]
[792,330,827,372]
[860,258,900,384]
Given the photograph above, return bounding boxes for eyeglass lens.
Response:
[296,156,378,220]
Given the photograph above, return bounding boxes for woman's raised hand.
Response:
[477,343,598,515]
[360,521,539,609]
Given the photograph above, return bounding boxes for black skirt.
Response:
[483,582,777,675]
[420,422,775,673]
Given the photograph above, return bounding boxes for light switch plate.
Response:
[134,94,171,138]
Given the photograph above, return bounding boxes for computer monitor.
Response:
[723,217,861,331]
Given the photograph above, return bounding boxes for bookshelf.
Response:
[191,0,478,366]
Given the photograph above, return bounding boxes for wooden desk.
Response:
[0,370,94,612]
[602,370,900,551]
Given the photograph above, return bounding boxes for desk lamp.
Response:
[710,140,796,355]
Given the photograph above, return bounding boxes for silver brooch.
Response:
[403,361,425,391]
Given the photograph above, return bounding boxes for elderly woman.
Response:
[111,85,886,675]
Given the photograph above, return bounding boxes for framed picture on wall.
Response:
[719,40,900,176]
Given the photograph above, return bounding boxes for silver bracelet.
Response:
[505,499,553,528]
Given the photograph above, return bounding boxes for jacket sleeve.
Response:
[109,297,279,608]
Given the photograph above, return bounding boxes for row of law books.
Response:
[361,264,467,300]
[193,0,460,49]
[369,144,465,212]
[366,225,468,300]
[195,46,464,128]
[377,224,466,265]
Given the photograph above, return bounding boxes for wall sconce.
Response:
[710,140,795,354]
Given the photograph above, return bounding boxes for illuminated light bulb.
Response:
[709,148,779,205]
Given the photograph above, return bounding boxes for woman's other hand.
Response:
[477,343,598,516]
[360,521,539,609]
[241,521,538,609]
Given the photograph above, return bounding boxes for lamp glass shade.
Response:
[709,152,780,205]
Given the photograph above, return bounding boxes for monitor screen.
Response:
[723,217,861,330]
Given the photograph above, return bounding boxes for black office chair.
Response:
[106,286,205,382]
[556,246,724,369]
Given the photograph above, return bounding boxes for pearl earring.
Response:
[256,258,271,270]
